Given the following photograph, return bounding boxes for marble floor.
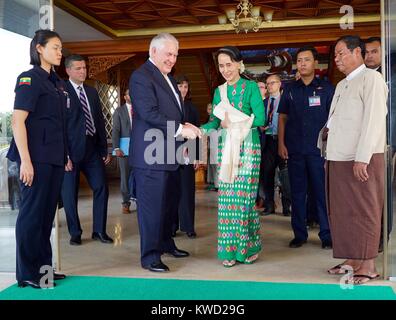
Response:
[1,179,396,293]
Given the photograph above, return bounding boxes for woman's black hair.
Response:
[30,29,62,66]
[216,46,243,62]
[175,74,192,100]
[216,45,250,80]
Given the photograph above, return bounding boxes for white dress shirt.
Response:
[126,102,133,128]
[69,79,96,127]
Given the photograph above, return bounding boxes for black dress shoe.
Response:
[18,280,55,289]
[187,232,197,239]
[53,272,66,280]
[282,209,291,217]
[262,205,275,216]
[289,238,307,248]
[70,235,81,246]
[143,261,169,272]
[321,240,333,249]
[164,248,190,258]
[92,232,113,243]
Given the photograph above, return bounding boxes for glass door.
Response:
[0,0,52,272]
[385,0,396,280]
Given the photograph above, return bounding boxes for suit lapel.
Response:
[66,81,83,111]
[146,61,183,116]
[122,104,131,128]
[263,99,269,125]
[169,74,185,118]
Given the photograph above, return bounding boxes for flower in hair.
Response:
[240,61,245,73]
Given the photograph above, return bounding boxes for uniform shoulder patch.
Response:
[19,77,31,86]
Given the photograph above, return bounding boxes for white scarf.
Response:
[213,82,254,183]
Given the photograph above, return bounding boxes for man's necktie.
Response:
[77,86,96,136]
[267,97,275,134]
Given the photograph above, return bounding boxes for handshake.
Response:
[181,122,203,140]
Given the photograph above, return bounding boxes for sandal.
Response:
[347,273,380,285]
[222,260,236,268]
[327,264,353,275]
[244,254,258,264]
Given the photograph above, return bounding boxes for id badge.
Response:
[64,91,70,109]
[308,96,321,107]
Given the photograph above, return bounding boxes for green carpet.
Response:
[0,276,395,300]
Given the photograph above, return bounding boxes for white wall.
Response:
[0,28,31,113]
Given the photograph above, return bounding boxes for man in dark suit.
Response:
[112,88,133,214]
[129,33,201,272]
[255,81,267,210]
[62,54,113,246]
[365,37,381,73]
[260,74,291,216]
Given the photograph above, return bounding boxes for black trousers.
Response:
[261,135,291,210]
[16,162,64,282]
[173,164,196,233]
[133,167,180,267]
[61,137,109,237]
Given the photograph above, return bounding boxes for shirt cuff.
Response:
[174,124,183,137]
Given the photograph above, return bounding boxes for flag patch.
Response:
[19,77,31,85]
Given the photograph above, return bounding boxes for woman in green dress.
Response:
[201,46,265,267]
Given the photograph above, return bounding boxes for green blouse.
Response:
[201,78,265,132]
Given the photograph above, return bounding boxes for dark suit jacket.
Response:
[112,103,131,149]
[129,60,185,171]
[64,81,107,163]
[258,98,268,150]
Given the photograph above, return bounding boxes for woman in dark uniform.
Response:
[7,30,68,289]
[172,75,200,238]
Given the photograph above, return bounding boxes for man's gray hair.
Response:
[149,33,179,56]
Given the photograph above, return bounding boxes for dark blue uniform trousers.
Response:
[133,167,180,267]
[61,137,109,237]
[288,154,331,242]
[15,162,64,282]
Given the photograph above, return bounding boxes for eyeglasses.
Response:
[266,81,280,86]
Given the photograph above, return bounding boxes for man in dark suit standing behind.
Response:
[129,33,201,272]
[364,37,382,73]
[112,88,133,214]
[62,54,113,246]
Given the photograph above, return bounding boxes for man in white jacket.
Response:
[325,35,388,285]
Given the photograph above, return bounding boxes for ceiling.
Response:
[55,0,380,38]
[54,6,111,41]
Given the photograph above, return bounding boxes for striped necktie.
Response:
[77,86,96,136]
[266,97,275,135]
